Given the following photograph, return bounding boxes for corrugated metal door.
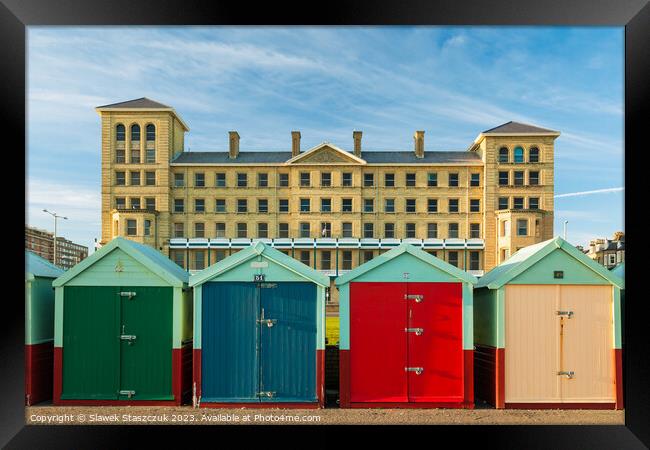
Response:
[119,287,173,400]
[61,286,119,400]
[259,282,317,402]
[350,282,408,403]
[201,282,260,402]
[559,285,614,403]
[406,282,463,402]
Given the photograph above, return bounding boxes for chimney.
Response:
[291,131,301,157]
[353,131,362,157]
[229,131,239,159]
[414,131,425,158]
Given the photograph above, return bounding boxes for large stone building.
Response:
[25,225,89,270]
[97,98,558,303]
[582,231,625,269]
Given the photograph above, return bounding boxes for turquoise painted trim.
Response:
[26,250,64,280]
[190,241,328,287]
[497,287,505,348]
[182,288,193,343]
[335,243,477,287]
[172,288,182,349]
[613,286,622,349]
[25,277,57,345]
[193,287,202,349]
[611,263,625,289]
[338,283,350,350]
[462,282,473,350]
[473,288,498,348]
[316,285,325,350]
[53,237,187,288]
[54,287,64,348]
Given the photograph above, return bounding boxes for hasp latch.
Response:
[405,294,424,303]
[259,391,276,398]
[557,371,575,379]
[119,390,136,398]
[405,367,424,375]
[405,327,424,336]
[120,291,137,299]
[556,310,574,318]
[259,283,278,289]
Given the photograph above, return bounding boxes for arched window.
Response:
[131,124,141,141]
[498,147,509,163]
[529,146,539,163]
[514,146,524,163]
[146,124,155,141]
[116,124,125,141]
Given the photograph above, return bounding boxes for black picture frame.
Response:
[3,0,648,447]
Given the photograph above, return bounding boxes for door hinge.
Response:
[405,294,424,302]
[405,367,424,375]
[405,327,424,336]
[557,371,575,379]
[556,310,574,318]
[119,291,137,299]
[119,390,136,398]
[259,391,276,398]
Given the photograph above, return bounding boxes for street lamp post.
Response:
[563,220,569,240]
[43,209,68,267]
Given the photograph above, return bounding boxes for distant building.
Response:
[25,225,88,270]
[583,231,625,269]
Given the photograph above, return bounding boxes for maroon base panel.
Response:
[25,342,54,406]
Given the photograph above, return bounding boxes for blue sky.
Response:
[26,26,624,253]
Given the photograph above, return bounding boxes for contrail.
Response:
[554,187,624,198]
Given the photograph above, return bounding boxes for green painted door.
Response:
[61,286,120,400]
[118,286,173,400]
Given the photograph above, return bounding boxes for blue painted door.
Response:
[259,282,317,402]
[201,282,259,402]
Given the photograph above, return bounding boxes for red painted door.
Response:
[406,282,463,402]
[350,282,407,403]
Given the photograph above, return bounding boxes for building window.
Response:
[215,250,226,263]
[321,198,331,213]
[300,172,311,187]
[146,147,155,164]
[342,251,353,270]
[300,251,311,266]
[448,223,459,238]
[115,197,126,209]
[427,172,438,187]
[406,173,416,187]
[363,223,374,238]
[321,172,331,187]
[126,219,137,236]
[215,222,225,237]
[194,252,205,270]
[195,222,205,238]
[385,223,395,238]
[364,198,374,213]
[535,219,541,237]
[342,222,353,238]
[116,171,126,186]
[427,223,438,238]
[517,219,528,236]
[258,199,268,214]
[470,223,480,238]
[500,220,510,237]
[405,223,416,238]
[278,173,289,187]
[342,198,353,213]
[215,173,226,187]
[470,199,480,213]
[498,147,509,163]
[130,197,141,209]
[529,171,539,185]
[174,199,184,213]
[116,149,125,163]
[215,199,226,213]
[145,171,155,186]
[385,173,395,187]
[513,197,524,209]
[427,199,438,213]
[499,171,509,186]
[320,222,331,237]
[173,223,184,238]
[448,251,459,267]
[130,171,141,186]
[279,199,289,213]
[470,173,480,187]
[449,199,459,213]
[131,124,140,141]
[144,123,155,141]
[385,198,395,213]
[236,223,247,238]
[174,173,184,187]
[237,173,248,187]
[449,173,459,187]
[529,147,540,163]
[116,124,125,141]
[195,199,205,213]
[514,171,524,186]
[470,251,480,270]
[258,173,268,187]
[258,222,268,238]
[529,197,540,210]
[300,222,310,238]
[130,147,140,164]
[278,223,289,238]
[406,198,416,213]
[195,172,205,187]
[321,251,332,270]
[173,251,184,268]
[237,199,248,213]
[300,198,311,213]
[363,251,374,263]
[342,172,352,187]
[514,146,524,163]
[145,197,155,211]
[498,197,509,210]
[363,173,374,187]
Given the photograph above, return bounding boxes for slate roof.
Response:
[96,97,172,109]
[482,121,559,134]
[26,250,65,279]
[171,150,482,165]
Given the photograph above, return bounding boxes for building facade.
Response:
[25,225,89,270]
[97,98,558,303]
[582,231,625,269]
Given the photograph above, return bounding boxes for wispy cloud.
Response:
[555,187,624,198]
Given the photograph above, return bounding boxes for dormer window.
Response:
[116,124,125,141]
[131,124,141,141]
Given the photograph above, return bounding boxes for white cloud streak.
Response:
[554,187,624,198]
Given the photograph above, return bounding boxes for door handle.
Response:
[405,327,424,336]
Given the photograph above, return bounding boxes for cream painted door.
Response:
[559,285,614,403]
[505,285,561,403]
